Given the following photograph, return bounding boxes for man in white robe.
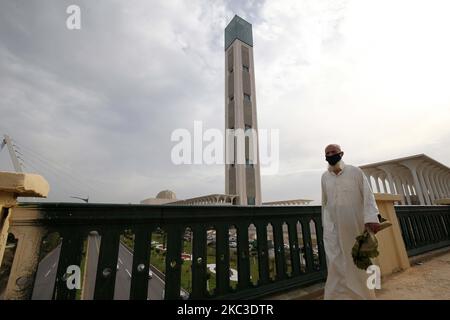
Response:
[321,144,381,300]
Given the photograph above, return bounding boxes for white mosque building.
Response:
[141,16,450,207]
[141,15,313,206]
[360,154,450,205]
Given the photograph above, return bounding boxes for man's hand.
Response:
[365,222,381,234]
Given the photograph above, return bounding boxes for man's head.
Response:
[325,144,344,166]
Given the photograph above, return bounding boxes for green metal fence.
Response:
[18,202,327,300]
[395,205,450,257]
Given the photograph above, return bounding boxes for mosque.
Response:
[141,16,450,207]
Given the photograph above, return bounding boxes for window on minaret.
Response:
[230,96,234,102]
[244,94,251,102]
[243,65,249,72]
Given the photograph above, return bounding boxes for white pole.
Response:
[3,135,23,172]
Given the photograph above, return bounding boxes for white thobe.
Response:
[321,161,380,300]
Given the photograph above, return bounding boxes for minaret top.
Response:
[224,15,253,50]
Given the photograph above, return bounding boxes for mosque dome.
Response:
[156,190,177,200]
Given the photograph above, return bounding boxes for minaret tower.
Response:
[224,15,262,205]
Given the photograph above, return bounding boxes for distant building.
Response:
[360,154,450,205]
[263,199,313,206]
[141,190,238,205]
[172,194,237,205]
[141,16,312,207]
[140,190,178,205]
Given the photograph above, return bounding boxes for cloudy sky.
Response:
[1,0,449,204]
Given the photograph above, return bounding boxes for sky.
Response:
[1,0,449,204]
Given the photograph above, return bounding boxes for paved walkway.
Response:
[376,250,450,300]
[268,248,450,300]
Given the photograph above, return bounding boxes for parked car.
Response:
[148,269,153,279]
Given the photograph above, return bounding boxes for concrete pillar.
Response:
[398,171,412,205]
[400,160,426,205]
[6,221,47,299]
[446,173,450,196]
[405,175,415,197]
[427,166,440,202]
[430,167,439,198]
[442,170,450,198]
[442,171,450,197]
[393,175,406,205]
[410,183,416,195]
[381,174,388,193]
[404,170,415,199]
[374,174,382,193]
[430,166,442,199]
[378,165,408,205]
[442,173,448,197]
[378,166,396,195]
[422,165,436,203]
[417,163,432,205]
[438,169,448,198]
[363,170,373,190]
[437,168,448,198]
[424,165,436,202]
[0,172,49,300]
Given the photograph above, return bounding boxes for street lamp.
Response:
[70,196,89,203]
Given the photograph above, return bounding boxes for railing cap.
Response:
[374,193,403,202]
[0,171,49,197]
[434,198,450,205]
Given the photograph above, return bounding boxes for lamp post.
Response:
[70,196,89,203]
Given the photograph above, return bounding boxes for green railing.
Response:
[395,205,450,257]
[13,203,327,300]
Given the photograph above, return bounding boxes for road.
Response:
[31,234,166,300]
[31,244,61,299]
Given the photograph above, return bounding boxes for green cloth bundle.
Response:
[351,230,379,270]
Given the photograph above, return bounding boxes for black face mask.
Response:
[326,153,342,166]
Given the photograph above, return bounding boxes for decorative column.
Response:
[438,168,448,197]
[436,169,447,198]
[417,163,432,205]
[398,170,412,205]
[422,165,436,204]
[446,173,450,196]
[378,165,406,205]
[381,173,388,193]
[373,171,382,193]
[0,171,49,300]
[378,166,396,195]
[442,171,450,197]
[362,169,374,191]
[427,166,440,202]
[392,173,406,205]
[408,177,417,196]
[429,167,442,199]
[400,160,426,205]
